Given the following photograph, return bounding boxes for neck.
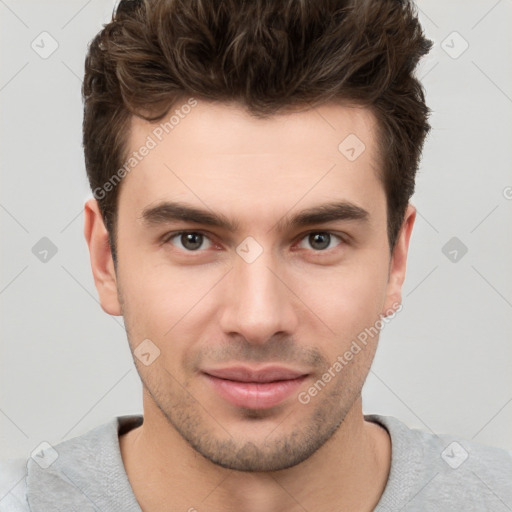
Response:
[120,391,391,512]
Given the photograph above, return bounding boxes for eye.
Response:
[296,231,344,252]
[163,230,345,254]
[164,231,213,252]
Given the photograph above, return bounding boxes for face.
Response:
[85,99,414,472]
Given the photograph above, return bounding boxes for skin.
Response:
[84,99,415,512]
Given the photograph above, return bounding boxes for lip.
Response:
[202,365,309,410]
[203,365,307,383]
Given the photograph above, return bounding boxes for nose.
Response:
[219,249,299,345]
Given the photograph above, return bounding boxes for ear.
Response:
[83,197,122,316]
[382,204,416,315]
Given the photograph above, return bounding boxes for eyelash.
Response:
[162,230,346,254]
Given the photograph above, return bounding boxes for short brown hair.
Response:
[82,0,432,266]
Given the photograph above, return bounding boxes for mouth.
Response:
[201,365,309,410]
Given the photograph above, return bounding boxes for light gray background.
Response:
[1,0,511,462]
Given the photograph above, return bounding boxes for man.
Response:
[1,0,511,510]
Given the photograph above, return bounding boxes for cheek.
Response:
[117,249,224,364]
[298,257,390,336]
[299,266,388,384]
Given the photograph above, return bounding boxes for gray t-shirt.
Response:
[1,414,511,511]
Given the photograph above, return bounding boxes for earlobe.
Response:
[83,198,122,316]
[382,204,416,316]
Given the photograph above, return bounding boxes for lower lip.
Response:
[204,374,307,410]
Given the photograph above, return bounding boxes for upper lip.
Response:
[202,366,308,383]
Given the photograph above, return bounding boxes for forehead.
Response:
[117,100,382,223]
[128,100,377,163]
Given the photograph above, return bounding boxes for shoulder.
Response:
[367,414,512,511]
[0,458,30,512]
[2,415,143,511]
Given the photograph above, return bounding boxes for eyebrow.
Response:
[139,200,369,232]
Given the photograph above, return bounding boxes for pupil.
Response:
[310,233,330,250]
[182,233,202,250]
